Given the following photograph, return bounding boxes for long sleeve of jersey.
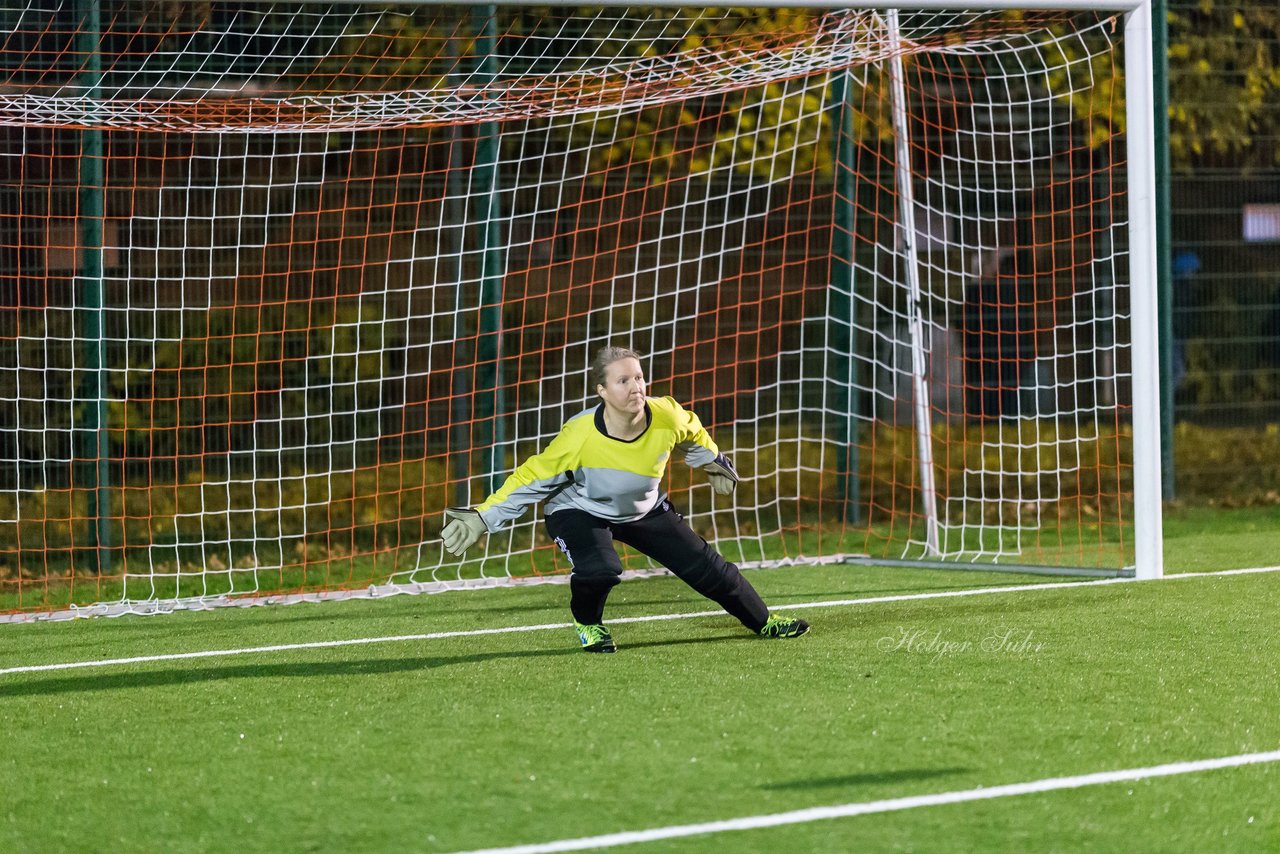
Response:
[668,399,719,469]
[474,396,720,531]
[474,422,586,531]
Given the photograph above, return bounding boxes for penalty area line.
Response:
[2,565,1278,677]
[453,748,1280,854]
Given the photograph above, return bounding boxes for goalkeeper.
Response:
[441,346,809,653]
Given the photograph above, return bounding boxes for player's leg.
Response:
[613,499,807,637]
[544,508,623,652]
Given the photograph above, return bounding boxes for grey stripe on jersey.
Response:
[477,474,572,531]
[678,441,717,469]
[545,467,663,523]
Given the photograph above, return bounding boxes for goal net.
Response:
[0,2,1157,619]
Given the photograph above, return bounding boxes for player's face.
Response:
[597,357,647,416]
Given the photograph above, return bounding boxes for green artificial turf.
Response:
[1161,505,1280,572]
[2,523,1278,851]
[7,501,1276,616]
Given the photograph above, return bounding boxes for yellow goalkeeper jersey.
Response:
[475,396,720,530]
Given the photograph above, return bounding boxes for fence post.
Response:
[1153,0,1175,500]
[472,5,507,497]
[78,0,112,573]
[830,67,861,522]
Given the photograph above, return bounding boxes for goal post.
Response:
[0,1,1162,620]
[1120,0,1163,581]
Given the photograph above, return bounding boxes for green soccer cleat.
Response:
[758,615,810,639]
[575,622,617,653]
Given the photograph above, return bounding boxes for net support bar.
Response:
[887,9,941,556]
[1124,0,1164,580]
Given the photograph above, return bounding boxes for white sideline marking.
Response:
[1167,565,1280,579]
[454,749,1280,854]
[2,565,1277,677]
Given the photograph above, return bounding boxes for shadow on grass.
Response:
[1,633,753,698]
[760,766,969,791]
[209,597,571,625]
[616,633,753,651]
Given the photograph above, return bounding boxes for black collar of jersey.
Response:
[594,401,653,443]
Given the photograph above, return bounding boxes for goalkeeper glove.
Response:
[702,453,739,496]
[442,507,488,556]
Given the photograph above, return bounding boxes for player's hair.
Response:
[590,346,644,390]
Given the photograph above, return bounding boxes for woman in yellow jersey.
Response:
[441,346,809,653]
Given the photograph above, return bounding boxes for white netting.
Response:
[5,7,1079,130]
[0,3,1136,619]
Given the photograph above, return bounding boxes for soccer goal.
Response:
[0,0,1161,619]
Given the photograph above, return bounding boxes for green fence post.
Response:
[830,68,861,522]
[1152,0,1175,500]
[78,0,111,573]
[471,5,506,496]
[446,20,472,508]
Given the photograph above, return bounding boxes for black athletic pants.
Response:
[544,498,770,632]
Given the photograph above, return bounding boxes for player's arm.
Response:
[441,428,581,556]
[663,396,739,496]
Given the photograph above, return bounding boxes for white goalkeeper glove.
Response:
[442,507,488,557]
[702,453,739,496]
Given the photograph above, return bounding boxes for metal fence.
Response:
[1167,0,1280,500]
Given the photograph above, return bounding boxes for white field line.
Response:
[1166,565,1280,579]
[453,749,1280,854]
[2,565,1277,677]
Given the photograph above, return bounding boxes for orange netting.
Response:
[0,4,1133,619]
